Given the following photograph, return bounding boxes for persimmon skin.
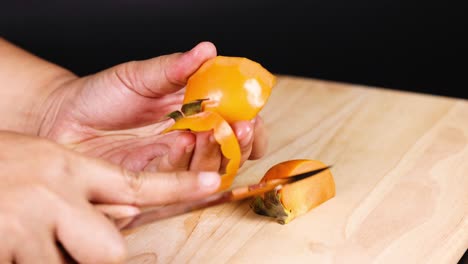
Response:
[251,159,336,224]
[164,111,241,191]
[165,56,276,190]
[183,56,276,123]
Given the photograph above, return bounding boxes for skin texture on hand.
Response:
[38,42,268,173]
[0,38,76,135]
[0,131,220,263]
[0,39,269,263]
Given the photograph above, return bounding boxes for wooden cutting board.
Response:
[124,75,468,264]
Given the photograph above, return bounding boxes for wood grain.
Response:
[124,76,468,264]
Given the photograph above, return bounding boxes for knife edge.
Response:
[117,165,332,231]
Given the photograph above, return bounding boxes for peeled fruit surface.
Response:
[250,159,336,224]
[183,56,276,123]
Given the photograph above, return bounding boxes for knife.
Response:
[116,165,332,231]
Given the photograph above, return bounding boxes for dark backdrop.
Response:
[1,1,468,261]
[1,1,466,98]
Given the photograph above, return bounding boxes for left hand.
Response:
[38,42,268,173]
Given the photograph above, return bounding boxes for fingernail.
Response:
[239,126,253,147]
[187,43,201,56]
[185,143,195,153]
[198,172,220,189]
[122,207,141,217]
[209,134,217,144]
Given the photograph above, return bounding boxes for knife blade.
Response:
[116,165,332,231]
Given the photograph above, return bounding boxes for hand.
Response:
[39,42,268,174]
[0,131,220,263]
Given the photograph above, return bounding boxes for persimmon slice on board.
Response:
[250,159,336,224]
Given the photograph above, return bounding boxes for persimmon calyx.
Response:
[250,187,291,224]
[182,56,276,123]
[166,99,208,121]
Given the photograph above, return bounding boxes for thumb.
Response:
[114,41,217,97]
[59,41,216,130]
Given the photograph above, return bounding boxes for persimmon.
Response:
[250,159,336,224]
[183,56,276,123]
[164,56,276,190]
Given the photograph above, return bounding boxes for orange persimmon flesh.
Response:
[165,111,241,190]
[251,159,335,224]
[165,56,276,190]
[183,56,276,123]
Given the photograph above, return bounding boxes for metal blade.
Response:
[117,165,332,231]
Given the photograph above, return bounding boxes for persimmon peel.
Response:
[250,159,336,224]
[165,111,241,190]
[164,56,276,190]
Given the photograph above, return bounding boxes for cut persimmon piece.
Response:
[164,111,241,191]
[250,159,336,224]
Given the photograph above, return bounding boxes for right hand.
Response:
[0,131,220,263]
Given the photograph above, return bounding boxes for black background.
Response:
[1,1,467,261]
[1,1,466,98]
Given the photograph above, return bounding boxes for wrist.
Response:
[0,38,78,135]
[35,74,79,137]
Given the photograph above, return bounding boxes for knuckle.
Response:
[30,184,65,211]
[104,239,127,264]
[123,168,144,205]
[115,61,136,86]
[33,139,73,180]
[163,58,185,87]
[240,140,253,153]
[45,154,72,182]
[168,172,186,203]
[52,153,71,173]
[115,60,159,97]
[173,171,185,187]
[34,136,60,153]
[0,213,26,240]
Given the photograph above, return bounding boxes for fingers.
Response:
[56,202,127,264]
[0,189,65,264]
[130,171,219,205]
[78,153,220,205]
[14,234,65,264]
[231,120,255,166]
[189,131,223,172]
[169,116,266,174]
[95,204,141,219]
[228,116,268,165]
[62,42,216,130]
[249,116,268,160]
[144,132,196,172]
[115,41,217,97]
[220,117,268,171]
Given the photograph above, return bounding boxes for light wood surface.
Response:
[124,76,468,264]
